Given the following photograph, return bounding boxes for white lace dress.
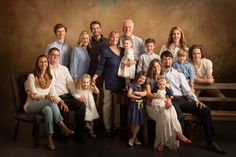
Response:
[118,48,136,79]
[77,89,99,121]
[147,89,182,150]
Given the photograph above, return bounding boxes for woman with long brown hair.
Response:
[146,59,191,152]
[24,55,74,150]
[159,26,188,62]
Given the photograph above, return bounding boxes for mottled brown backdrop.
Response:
[0,0,236,132]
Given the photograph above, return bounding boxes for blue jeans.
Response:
[27,99,63,134]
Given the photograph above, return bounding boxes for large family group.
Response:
[23,19,226,154]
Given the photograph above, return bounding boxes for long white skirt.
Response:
[146,99,182,150]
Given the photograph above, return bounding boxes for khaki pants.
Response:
[103,87,120,130]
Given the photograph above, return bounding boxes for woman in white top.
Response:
[159,26,188,62]
[24,55,74,150]
[146,59,191,152]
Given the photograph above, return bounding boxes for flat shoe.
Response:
[48,144,55,150]
[63,130,74,136]
[128,138,134,147]
[134,139,141,145]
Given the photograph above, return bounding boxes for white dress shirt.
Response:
[50,64,79,99]
[163,67,198,102]
[137,52,160,72]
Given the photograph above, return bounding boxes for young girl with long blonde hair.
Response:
[76,74,99,137]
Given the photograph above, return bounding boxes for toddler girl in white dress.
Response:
[76,74,99,137]
[118,36,136,90]
[151,77,191,151]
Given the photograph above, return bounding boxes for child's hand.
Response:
[165,98,172,109]
[121,63,125,70]
[78,97,86,104]
[91,82,96,88]
[154,93,162,99]
[126,59,136,67]
[132,91,140,96]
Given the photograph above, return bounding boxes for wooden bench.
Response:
[184,83,236,121]
[184,111,236,121]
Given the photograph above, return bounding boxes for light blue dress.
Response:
[70,47,90,80]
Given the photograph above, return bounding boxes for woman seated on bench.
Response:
[24,55,74,150]
[145,59,191,152]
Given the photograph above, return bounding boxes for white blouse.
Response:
[24,73,61,112]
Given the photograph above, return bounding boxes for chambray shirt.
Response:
[45,40,72,68]
[163,67,198,102]
[70,47,90,80]
[95,47,125,91]
[173,60,195,83]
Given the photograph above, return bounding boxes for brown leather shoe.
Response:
[205,143,226,154]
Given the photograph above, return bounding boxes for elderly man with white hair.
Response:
[120,19,145,61]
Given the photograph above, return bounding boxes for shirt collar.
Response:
[50,63,59,70]
[163,67,173,73]
[56,40,65,45]
[92,34,105,42]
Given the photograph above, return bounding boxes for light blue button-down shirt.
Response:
[70,47,90,80]
[173,60,195,83]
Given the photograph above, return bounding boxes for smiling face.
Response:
[192,48,202,61]
[145,42,155,53]
[48,49,60,65]
[162,56,173,68]
[123,20,134,37]
[81,77,90,90]
[136,75,147,85]
[152,61,162,76]
[109,32,119,46]
[172,29,181,43]
[178,55,187,64]
[55,27,66,40]
[37,56,48,72]
[90,23,101,37]
[81,33,90,47]
[157,79,166,90]
[123,39,132,49]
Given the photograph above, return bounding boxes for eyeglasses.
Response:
[51,54,60,57]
